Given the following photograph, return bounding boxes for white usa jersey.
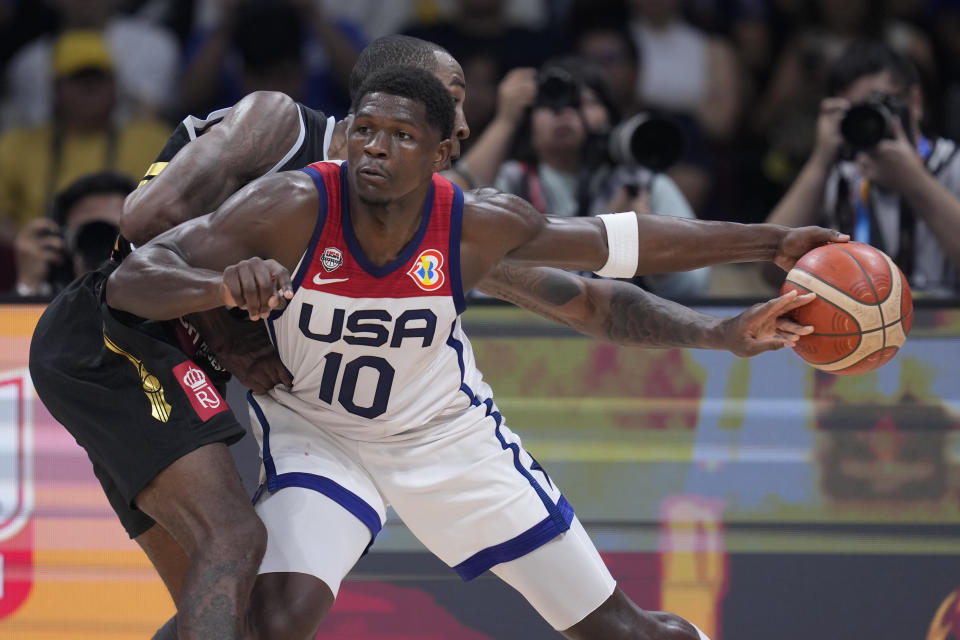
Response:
[264,160,486,440]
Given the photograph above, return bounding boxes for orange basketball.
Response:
[780,242,913,375]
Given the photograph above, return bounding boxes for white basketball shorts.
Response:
[246,391,615,629]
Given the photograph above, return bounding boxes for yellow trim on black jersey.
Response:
[137,161,169,188]
[103,330,172,422]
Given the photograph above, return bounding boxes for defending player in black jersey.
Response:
[28,40,431,640]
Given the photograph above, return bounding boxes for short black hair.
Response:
[351,66,455,139]
[50,171,135,227]
[349,35,448,102]
[827,41,920,97]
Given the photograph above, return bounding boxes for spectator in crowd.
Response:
[930,0,960,141]
[0,30,169,233]
[766,41,960,296]
[2,0,180,128]
[13,171,133,297]
[628,0,742,145]
[751,0,937,193]
[573,15,715,218]
[178,0,364,118]
[403,0,564,76]
[402,0,566,138]
[492,59,710,298]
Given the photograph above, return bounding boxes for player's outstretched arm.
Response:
[462,190,848,285]
[107,172,317,320]
[477,263,815,356]
[120,91,301,246]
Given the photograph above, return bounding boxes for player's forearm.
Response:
[765,155,831,228]
[633,215,788,273]
[479,264,727,349]
[592,279,727,349]
[106,245,225,321]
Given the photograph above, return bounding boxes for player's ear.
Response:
[432,139,453,172]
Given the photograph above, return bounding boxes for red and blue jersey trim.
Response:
[293,161,465,312]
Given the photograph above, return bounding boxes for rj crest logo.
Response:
[407,249,445,291]
[322,247,343,272]
[173,362,227,421]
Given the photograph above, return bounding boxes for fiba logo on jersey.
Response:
[321,247,343,272]
[407,249,445,291]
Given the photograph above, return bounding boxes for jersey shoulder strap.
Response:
[278,105,332,172]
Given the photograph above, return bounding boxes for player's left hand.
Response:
[719,289,816,357]
[774,226,848,271]
[185,308,293,393]
[220,257,293,321]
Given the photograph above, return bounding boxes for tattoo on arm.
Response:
[603,284,716,348]
[478,263,584,326]
[479,263,720,349]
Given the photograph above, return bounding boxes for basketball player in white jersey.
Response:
[110,66,842,639]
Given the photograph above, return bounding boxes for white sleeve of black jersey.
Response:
[139,103,334,189]
[274,104,336,173]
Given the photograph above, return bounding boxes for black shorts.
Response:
[29,262,245,538]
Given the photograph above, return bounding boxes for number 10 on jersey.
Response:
[317,353,395,419]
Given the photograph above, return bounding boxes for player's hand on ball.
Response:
[774,226,849,271]
[720,289,816,357]
[220,258,293,321]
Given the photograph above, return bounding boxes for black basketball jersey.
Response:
[114,102,332,260]
[110,101,333,376]
[137,102,332,188]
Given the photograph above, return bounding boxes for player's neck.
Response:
[349,183,431,267]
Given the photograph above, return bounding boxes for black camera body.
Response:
[839,91,913,155]
[535,67,581,112]
[535,66,685,172]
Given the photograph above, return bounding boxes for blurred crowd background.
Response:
[2,0,959,301]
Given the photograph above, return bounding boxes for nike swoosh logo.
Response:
[312,275,349,286]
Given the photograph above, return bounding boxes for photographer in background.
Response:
[766,41,960,296]
[13,172,133,297]
[492,59,710,298]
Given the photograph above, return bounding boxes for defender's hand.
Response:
[774,226,848,271]
[212,317,291,393]
[220,258,293,321]
[720,289,816,357]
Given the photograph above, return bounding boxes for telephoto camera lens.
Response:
[607,113,685,171]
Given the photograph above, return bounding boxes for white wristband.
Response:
[594,212,639,278]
